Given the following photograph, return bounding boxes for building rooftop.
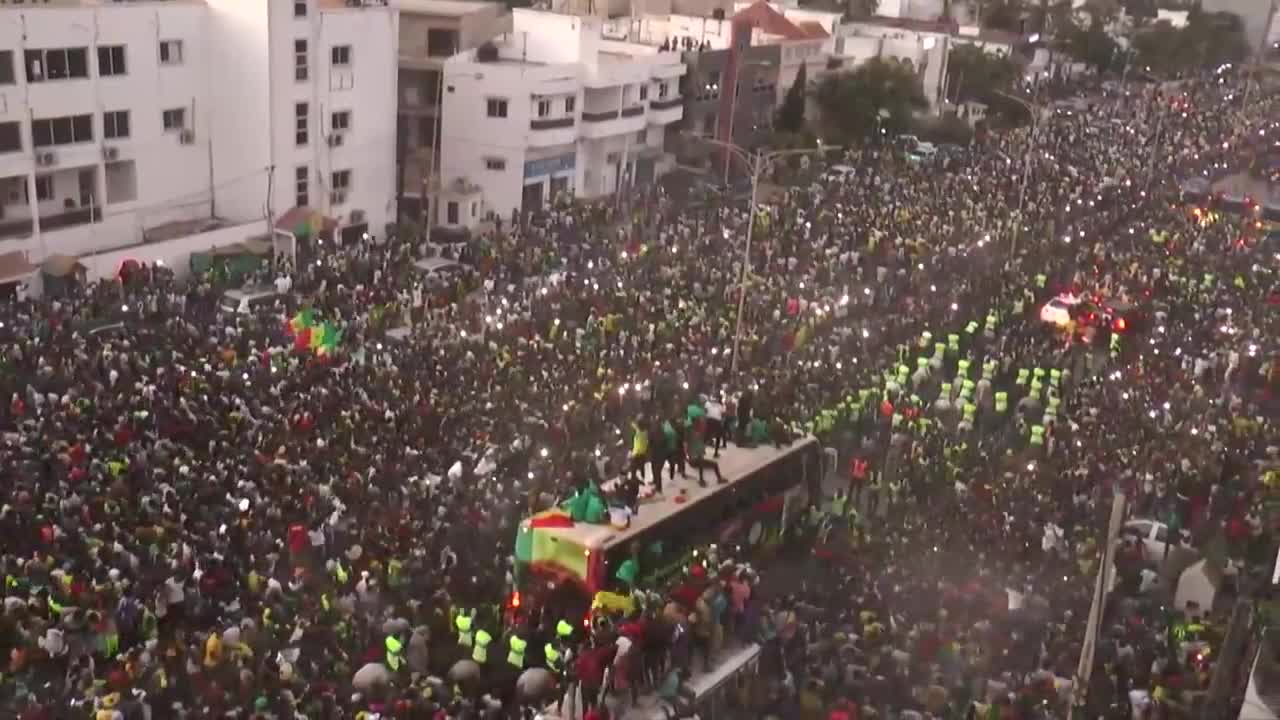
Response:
[317,0,391,11]
[0,0,203,7]
[398,0,503,17]
[733,0,816,41]
[846,15,1024,46]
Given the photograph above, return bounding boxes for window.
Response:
[97,46,126,77]
[0,51,13,85]
[159,40,183,65]
[658,82,669,99]
[417,115,434,145]
[34,175,54,202]
[294,0,307,17]
[296,166,309,207]
[103,110,130,140]
[565,96,576,114]
[426,28,459,58]
[486,98,508,118]
[639,84,649,101]
[331,169,351,204]
[294,39,308,81]
[635,130,646,144]
[32,114,93,147]
[331,45,351,67]
[295,102,309,145]
[446,201,459,225]
[485,157,506,171]
[162,108,186,131]
[330,110,351,133]
[24,48,89,82]
[0,122,19,152]
[536,99,551,118]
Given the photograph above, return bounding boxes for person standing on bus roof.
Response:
[704,395,726,457]
[687,429,724,487]
[629,418,650,487]
[650,416,668,494]
[666,413,688,483]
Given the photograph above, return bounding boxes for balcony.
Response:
[580,107,646,140]
[41,206,102,231]
[527,116,577,148]
[648,96,684,125]
[0,218,33,240]
[530,117,575,130]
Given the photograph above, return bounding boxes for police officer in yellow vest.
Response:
[994,391,1008,414]
[386,634,405,672]
[456,609,475,647]
[508,634,528,669]
[473,628,493,664]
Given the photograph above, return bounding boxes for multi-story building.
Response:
[0,0,397,276]
[440,9,686,226]
[397,0,508,225]
[604,1,835,160]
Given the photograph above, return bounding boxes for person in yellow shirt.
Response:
[204,631,224,668]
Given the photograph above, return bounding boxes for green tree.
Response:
[945,43,1019,105]
[777,62,808,133]
[1133,11,1248,77]
[1063,20,1121,73]
[982,0,1026,33]
[811,58,928,143]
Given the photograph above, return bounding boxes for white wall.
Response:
[441,61,534,220]
[0,3,218,236]
[312,5,399,234]
[205,0,273,226]
[78,220,264,283]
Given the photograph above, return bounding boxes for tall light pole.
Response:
[696,137,829,374]
[721,59,777,186]
[994,90,1042,262]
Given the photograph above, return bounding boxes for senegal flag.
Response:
[288,308,314,336]
[310,322,343,356]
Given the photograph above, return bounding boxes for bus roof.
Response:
[529,436,820,553]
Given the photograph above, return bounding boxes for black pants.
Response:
[650,454,666,493]
[669,447,687,479]
[629,453,648,483]
[706,418,725,455]
[691,457,723,484]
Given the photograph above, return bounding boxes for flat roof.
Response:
[532,436,818,552]
[399,0,502,17]
[10,0,204,7]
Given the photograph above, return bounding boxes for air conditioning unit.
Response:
[35,151,56,167]
[330,190,346,205]
[349,209,366,224]
[102,146,120,161]
[327,134,344,147]
[178,129,195,144]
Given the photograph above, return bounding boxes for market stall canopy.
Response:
[41,253,85,278]
[0,250,36,284]
[274,206,338,240]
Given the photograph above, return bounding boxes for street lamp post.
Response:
[696,137,829,375]
[721,59,777,186]
[995,90,1042,263]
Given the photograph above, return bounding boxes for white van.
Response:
[219,288,283,315]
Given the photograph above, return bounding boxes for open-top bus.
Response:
[513,436,825,619]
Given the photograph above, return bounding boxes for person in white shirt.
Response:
[704,396,726,458]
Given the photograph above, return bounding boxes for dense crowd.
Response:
[0,73,1276,720]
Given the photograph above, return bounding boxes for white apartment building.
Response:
[0,0,397,281]
[397,0,508,224]
[440,9,686,226]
